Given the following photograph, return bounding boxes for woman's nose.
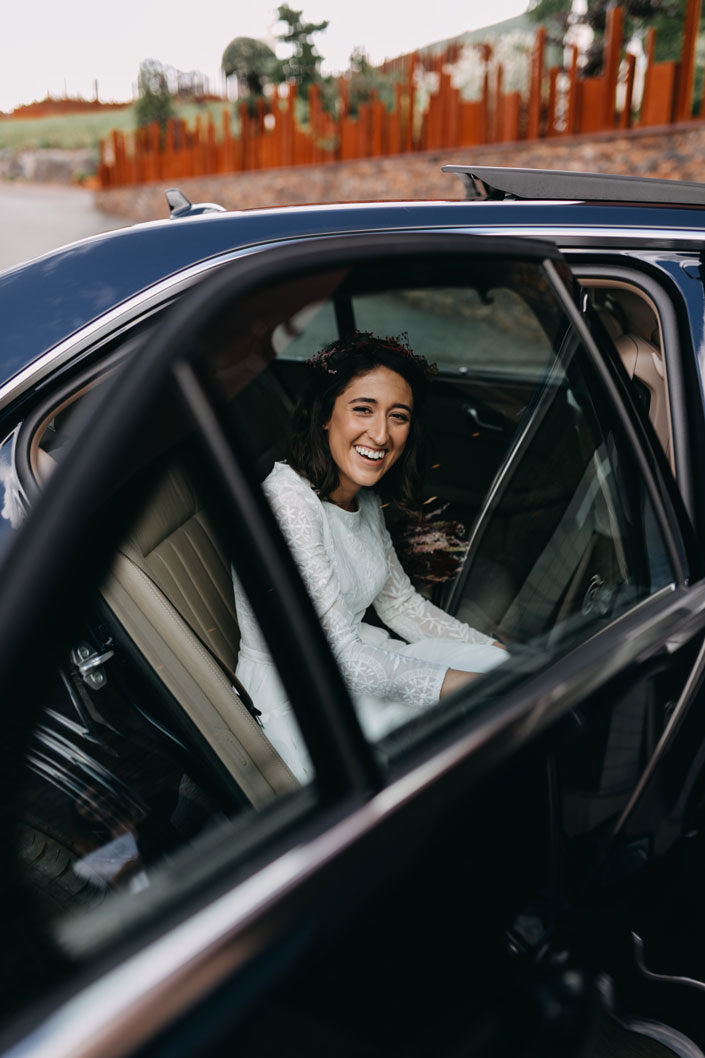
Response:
[367,415,389,445]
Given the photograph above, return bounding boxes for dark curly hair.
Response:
[287,332,434,514]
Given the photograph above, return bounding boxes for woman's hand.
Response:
[440,668,479,698]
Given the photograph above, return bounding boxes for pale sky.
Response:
[0,0,530,113]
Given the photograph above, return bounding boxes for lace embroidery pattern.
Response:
[235,463,493,708]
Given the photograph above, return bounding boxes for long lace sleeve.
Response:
[266,471,447,707]
[374,512,494,647]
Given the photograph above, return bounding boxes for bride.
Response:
[233,331,506,781]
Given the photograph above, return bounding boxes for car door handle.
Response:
[463,403,504,432]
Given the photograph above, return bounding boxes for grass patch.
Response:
[0,101,232,151]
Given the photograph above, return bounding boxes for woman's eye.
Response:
[392,414,410,424]
[353,406,371,414]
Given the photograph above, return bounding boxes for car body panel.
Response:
[4,198,705,386]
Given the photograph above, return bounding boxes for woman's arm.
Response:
[265,470,448,707]
[374,514,496,647]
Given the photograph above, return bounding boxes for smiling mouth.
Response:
[354,445,386,463]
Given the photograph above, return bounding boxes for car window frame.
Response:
[569,256,700,534]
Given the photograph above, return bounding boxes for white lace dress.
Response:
[233,462,505,781]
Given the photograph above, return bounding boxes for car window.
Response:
[202,255,675,773]
[6,434,313,1007]
[277,287,549,376]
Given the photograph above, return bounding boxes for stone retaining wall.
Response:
[0,148,96,184]
[94,121,705,224]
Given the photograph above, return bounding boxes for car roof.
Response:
[3,192,705,388]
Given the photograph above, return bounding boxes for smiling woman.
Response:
[232,331,506,779]
[323,365,412,510]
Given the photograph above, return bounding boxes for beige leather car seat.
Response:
[613,332,671,461]
[589,288,672,465]
[36,370,300,808]
[102,461,298,808]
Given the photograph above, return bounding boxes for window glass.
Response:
[10,433,311,991]
[205,256,674,774]
[353,287,549,374]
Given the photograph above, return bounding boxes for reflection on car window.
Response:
[354,288,549,375]
[11,447,307,983]
[451,339,672,647]
[208,260,669,782]
[210,259,674,778]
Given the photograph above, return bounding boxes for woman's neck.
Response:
[329,483,359,512]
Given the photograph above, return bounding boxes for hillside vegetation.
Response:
[0,101,229,151]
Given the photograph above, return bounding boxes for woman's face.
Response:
[324,366,413,508]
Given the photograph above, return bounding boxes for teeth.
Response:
[355,446,385,461]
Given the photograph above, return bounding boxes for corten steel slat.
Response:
[236,104,246,171]
[239,107,248,172]
[458,101,477,146]
[308,83,318,163]
[603,4,623,128]
[447,83,459,147]
[254,99,265,169]
[619,52,637,130]
[285,85,296,166]
[578,77,606,134]
[370,95,383,156]
[528,25,545,139]
[547,66,558,136]
[165,119,176,181]
[423,91,434,150]
[219,110,231,174]
[675,0,702,120]
[494,64,504,143]
[642,62,677,125]
[566,45,579,135]
[150,122,159,182]
[437,74,447,147]
[203,114,215,175]
[406,53,416,152]
[505,93,521,142]
[179,119,189,179]
[244,105,254,170]
[111,129,122,186]
[438,70,451,148]
[640,27,656,125]
[357,102,368,157]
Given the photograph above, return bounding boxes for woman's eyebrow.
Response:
[348,396,413,412]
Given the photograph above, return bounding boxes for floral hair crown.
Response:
[307,330,438,382]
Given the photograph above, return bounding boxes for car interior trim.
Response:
[544,258,688,584]
[613,630,705,846]
[576,262,694,526]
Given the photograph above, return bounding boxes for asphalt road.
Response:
[0,182,128,272]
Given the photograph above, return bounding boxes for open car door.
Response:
[0,233,705,1058]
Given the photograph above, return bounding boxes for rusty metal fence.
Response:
[98,0,702,188]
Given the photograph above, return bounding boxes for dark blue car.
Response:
[2,167,705,1058]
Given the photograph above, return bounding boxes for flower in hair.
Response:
[308,331,438,381]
